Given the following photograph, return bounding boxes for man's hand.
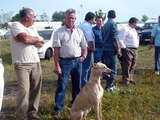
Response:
[54,65,62,75]
[34,36,44,47]
[79,56,86,62]
[88,41,95,51]
[148,44,153,50]
[38,36,44,42]
[34,41,44,47]
[117,49,121,56]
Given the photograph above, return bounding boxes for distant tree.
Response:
[1,11,13,23]
[11,13,20,22]
[39,12,49,22]
[95,9,106,21]
[1,22,9,29]
[52,11,65,21]
[0,11,13,28]
[141,14,149,22]
[11,13,40,22]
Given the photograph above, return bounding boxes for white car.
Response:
[37,29,56,60]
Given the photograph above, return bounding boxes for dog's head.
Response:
[91,62,112,76]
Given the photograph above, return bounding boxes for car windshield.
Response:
[143,22,158,29]
[37,30,52,40]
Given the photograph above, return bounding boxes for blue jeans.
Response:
[54,58,82,112]
[102,50,117,88]
[154,46,160,71]
[93,48,103,63]
[81,50,93,87]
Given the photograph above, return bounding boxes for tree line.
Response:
[0,9,149,29]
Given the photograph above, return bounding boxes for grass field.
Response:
[0,39,160,120]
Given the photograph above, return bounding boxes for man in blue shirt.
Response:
[102,10,121,92]
[79,12,95,87]
[149,16,160,75]
[93,16,104,63]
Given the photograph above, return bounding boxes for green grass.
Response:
[1,40,160,120]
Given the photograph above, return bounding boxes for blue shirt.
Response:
[102,19,119,51]
[151,24,160,46]
[78,21,95,43]
[92,25,103,48]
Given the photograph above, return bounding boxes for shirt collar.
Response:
[64,25,76,33]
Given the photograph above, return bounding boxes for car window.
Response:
[37,30,52,40]
[144,22,158,29]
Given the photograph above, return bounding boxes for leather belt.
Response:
[127,47,137,50]
[60,57,80,60]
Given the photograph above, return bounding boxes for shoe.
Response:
[105,86,118,93]
[155,71,159,75]
[28,114,41,120]
[122,80,130,85]
[129,80,136,85]
[53,112,61,120]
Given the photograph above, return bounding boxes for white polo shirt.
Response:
[52,26,87,58]
[10,22,40,64]
[119,25,139,48]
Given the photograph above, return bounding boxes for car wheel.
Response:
[45,48,53,60]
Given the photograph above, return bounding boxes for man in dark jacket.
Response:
[102,10,121,92]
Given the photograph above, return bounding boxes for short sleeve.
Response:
[52,30,61,48]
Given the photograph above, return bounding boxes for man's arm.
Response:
[113,40,121,55]
[112,23,121,55]
[53,47,61,75]
[149,36,154,49]
[79,48,87,62]
[16,32,44,47]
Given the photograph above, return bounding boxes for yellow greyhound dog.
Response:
[70,62,112,120]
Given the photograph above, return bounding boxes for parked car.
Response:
[0,29,8,39]
[37,29,56,60]
[140,20,158,44]
[4,30,11,39]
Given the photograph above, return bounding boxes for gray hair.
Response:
[19,8,33,18]
[65,8,76,15]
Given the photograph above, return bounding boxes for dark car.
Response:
[140,20,158,44]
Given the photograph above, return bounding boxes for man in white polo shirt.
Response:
[10,8,44,120]
[119,17,139,85]
[52,8,87,119]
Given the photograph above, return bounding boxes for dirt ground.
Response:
[1,80,55,120]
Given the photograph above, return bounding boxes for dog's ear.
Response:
[92,63,98,68]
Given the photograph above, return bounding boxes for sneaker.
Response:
[53,112,61,120]
[155,71,159,75]
[28,114,41,120]
[129,80,136,85]
[105,86,118,93]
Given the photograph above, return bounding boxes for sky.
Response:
[0,0,160,24]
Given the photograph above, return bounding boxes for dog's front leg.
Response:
[99,99,103,120]
[94,101,101,120]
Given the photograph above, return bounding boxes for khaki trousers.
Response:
[14,62,42,120]
[121,48,138,82]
